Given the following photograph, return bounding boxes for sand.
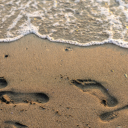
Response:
[0,34,128,128]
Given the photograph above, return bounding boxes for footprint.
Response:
[70,79,118,107]
[99,105,128,122]
[0,91,49,104]
[0,77,7,89]
[5,121,28,127]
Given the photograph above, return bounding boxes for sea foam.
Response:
[1,0,128,48]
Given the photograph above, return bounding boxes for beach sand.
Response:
[0,34,128,128]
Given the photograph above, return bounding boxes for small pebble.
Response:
[2,95,11,103]
[124,74,127,78]
[65,47,72,51]
[116,126,122,128]
[4,55,8,58]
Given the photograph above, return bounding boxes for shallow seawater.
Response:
[1,0,128,48]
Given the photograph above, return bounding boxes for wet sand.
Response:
[0,34,128,128]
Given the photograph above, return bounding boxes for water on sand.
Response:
[1,0,128,48]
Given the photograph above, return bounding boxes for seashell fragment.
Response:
[124,74,127,78]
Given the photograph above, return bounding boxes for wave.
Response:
[0,0,128,48]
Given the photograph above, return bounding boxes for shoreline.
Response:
[1,33,128,49]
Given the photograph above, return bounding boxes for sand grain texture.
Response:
[0,34,128,127]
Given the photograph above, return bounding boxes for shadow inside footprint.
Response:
[0,77,7,89]
[5,121,28,127]
[100,105,128,122]
[0,91,49,104]
[71,79,118,107]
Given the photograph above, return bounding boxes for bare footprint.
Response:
[100,105,128,122]
[5,121,28,128]
[0,91,49,104]
[70,79,118,107]
[0,77,7,89]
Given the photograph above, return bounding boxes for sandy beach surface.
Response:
[0,34,128,128]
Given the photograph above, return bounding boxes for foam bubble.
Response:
[0,0,128,48]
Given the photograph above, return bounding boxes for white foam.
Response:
[75,0,80,3]
[0,0,128,49]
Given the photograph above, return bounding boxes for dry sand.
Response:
[0,34,128,128]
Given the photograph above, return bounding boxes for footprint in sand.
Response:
[5,121,28,128]
[0,78,49,128]
[0,77,8,89]
[100,105,128,122]
[0,91,49,104]
[70,79,118,107]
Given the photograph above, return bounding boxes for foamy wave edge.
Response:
[0,30,128,48]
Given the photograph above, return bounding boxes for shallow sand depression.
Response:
[0,34,128,127]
